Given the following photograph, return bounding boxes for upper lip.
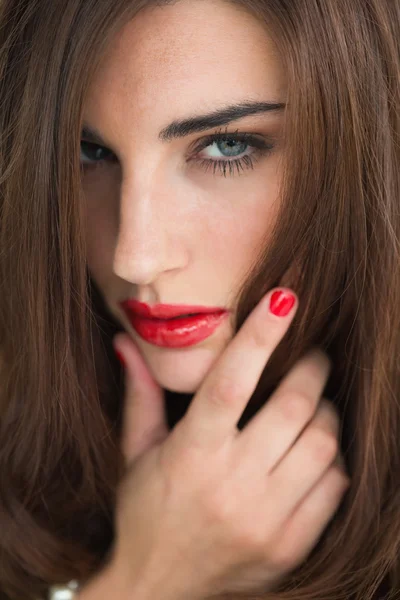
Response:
[119,299,228,319]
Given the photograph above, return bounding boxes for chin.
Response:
[160,374,203,395]
[132,330,232,395]
[144,346,222,394]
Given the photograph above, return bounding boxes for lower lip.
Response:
[127,312,229,348]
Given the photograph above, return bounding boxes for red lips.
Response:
[119,300,229,348]
[121,300,225,319]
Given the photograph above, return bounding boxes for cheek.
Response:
[200,181,279,277]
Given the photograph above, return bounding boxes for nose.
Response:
[112,177,187,286]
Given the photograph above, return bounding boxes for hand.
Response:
[110,288,350,600]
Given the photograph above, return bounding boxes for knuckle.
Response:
[204,493,266,554]
[305,347,333,379]
[234,522,266,554]
[332,449,346,471]
[319,397,340,422]
[268,542,299,573]
[280,391,315,422]
[316,398,341,434]
[329,465,351,491]
[250,321,270,349]
[207,373,245,408]
[305,427,338,464]
[203,486,233,523]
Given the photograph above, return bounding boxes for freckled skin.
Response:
[82,0,288,393]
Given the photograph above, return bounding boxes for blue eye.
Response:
[80,129,274,178]
[189,130,274,177]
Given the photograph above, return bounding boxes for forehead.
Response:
[84,0,286,132]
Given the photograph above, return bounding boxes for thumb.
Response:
[112,333,169,467]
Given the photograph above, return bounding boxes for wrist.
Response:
[75,559,131,600]
[105,553,199,600]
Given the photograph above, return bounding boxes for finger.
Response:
[270,464,350,571]
[183,288,298,450]
[113,333,168,468]
[266,397,341,525]
[238,348,332,471]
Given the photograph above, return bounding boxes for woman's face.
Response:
[82,0,287,393]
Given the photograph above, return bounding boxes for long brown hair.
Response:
[0,0,399,599]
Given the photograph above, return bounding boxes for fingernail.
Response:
[269,290,296,317]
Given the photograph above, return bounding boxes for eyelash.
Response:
[79,127,274,179]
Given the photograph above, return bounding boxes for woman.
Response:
[0,0,399,598]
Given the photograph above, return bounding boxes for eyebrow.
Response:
[81,100,285,147]
[158,100,285,141]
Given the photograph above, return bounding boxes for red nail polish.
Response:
[115,349,126,368]
[269,290,296,317]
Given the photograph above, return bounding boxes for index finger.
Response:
[182,288,299,450]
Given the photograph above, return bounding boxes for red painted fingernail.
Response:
[269,290,296,317]
[115,349,126,368]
